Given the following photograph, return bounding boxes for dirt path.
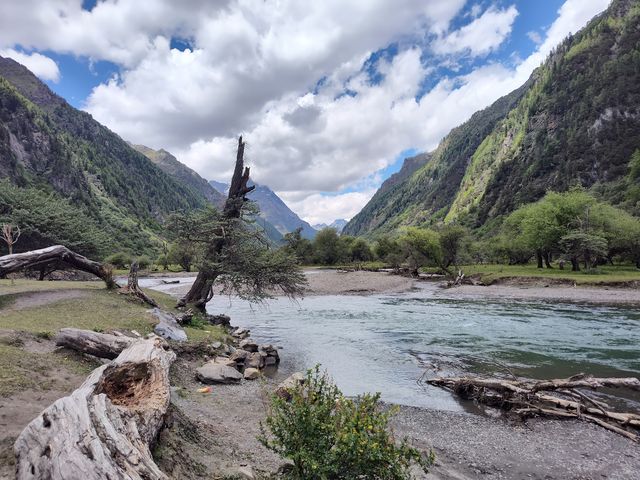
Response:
[1,289,91,312]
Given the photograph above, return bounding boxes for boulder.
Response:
[239,339,259,352]
[232,327,250,339]
[151,308,188,342]
[245,352,265,369]
[212,356,237,367]
[196,362,242,384]
[230,349,249,363]
[276,372,305,399]
[243,368,261,380]
[208,314,231,326]
[210,341,223,349]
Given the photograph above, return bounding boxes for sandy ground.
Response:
[2,289,91,311]
[438,282,640,306]
[158,361,640,480]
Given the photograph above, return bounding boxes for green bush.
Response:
[136,255,152,269]
[259,367,433,479]
[104,252,132,269]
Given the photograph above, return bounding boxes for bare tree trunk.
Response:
[536,250,543,269]
[14,336,175,479]
[544,251,552,268]
[0,245,115,288]
[119,261,159,307]
[178,136,255,311]
[55,328,136,359]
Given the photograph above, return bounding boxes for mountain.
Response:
[344,0,640,237]
[209,180,317,239]
[313,219,348,233]
[0,56,207,256]
[131,144,225,208]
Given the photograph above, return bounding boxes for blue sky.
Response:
[0,0,609,223]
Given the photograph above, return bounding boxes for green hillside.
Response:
[344,0,640,238]
[0,57,208,257]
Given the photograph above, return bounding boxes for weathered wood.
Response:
[55,328,136,359]
[428,374,640,442]
[119,261,159,307]
[0,245,115,288]
[179,136,255,309]
[15,336,175,479]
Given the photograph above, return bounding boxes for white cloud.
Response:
[527,30,543,45]
[0,0,613,225]
[433,5,519,57]
[0,49,60,82]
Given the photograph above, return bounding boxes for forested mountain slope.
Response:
[0,56,207,256]
[344,0,640,237]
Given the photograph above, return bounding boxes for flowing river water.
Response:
[145,277,640,412]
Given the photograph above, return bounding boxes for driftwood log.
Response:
[0,245,115,288]
[55,328,136,359]
[119,261,159,307]
[428,374,640,441]
[15,335,175,479]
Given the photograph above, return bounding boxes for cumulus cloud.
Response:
[433,5,519,57]
[0,49,60,82]
[0,0,613,224]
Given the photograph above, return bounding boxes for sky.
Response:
[0,0,611,225]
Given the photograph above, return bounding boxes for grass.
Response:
[0,341,96,397]
[0,280,227,397]
[459,264,640,285]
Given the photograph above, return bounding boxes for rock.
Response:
[151,308,188,342]
[245,352,265,369]
[243,368,261,380]
[264,356,277,366]
[235,466,255,479]
[196,362,242,384]
[212,356,237,367]
[232,327,250,339]
[230,349,249,363]
[276,372,305,399]
[210,341,223,349]
[239,339,258,352]
[208,314,231,326]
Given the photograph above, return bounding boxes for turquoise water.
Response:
[203,285,640,411]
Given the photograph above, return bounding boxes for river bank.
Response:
[159,363,640,480]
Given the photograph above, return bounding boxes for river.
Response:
[145,278,640,412]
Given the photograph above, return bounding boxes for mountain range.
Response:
[313,219,348,233]
[209,181,317,240]
[344,0,640,237]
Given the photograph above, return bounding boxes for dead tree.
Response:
[427,374,640,441]
[55,328,136,359]
[14,335,175,479]
[0,245,116,288]
[119,261,159,307]
[1,223,20,254]
[177,136,255,310]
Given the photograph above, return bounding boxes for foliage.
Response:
[167,241,198,272]
[374,236,404,269]
[167,206,307,302]
[104,252,132,269]
[283,227,315,264]
[560,232,608,270]
[259,367,433,479]
[437,224,468,269]
[136,255,152,269]
[398,227,442,273]
[312,228,347,265]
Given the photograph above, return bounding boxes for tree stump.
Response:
[14,336,175,479]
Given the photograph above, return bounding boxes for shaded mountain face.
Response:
[209,180,316,239]
[0,56,207,256]
[345,0,640,237]
[131,144,225,208]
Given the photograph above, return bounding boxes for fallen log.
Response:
[55,327,136,359]
[427,374,640,442]
[15,335,175,479]
[0,245,115,288]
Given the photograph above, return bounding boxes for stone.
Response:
[232,327,250,339]
[208,314,231,326]
[276,372,305,399]
[151,308,188,342]
[210,341,223,349]
[244,352,265,369]
[264,356,277,366]
[235,466,255,479]
[230,349,249,363]
[239,339,259,352]
[196,362,242,384]
[243,368,261,380]
[212,356,237,367]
